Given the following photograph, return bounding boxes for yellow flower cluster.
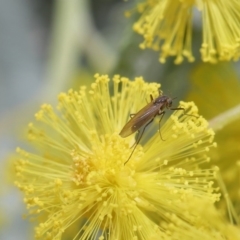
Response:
[130,0,240,64]
[13,75,240,239]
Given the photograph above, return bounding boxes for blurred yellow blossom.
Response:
[186,63,240,221]
[13,74,240,239]
[128,0,240,64]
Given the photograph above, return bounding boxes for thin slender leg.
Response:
[170,107,185,111]
[170,107,197,118]
[130,130,140,149]
[124,118,154,165]
[158,111,165,141]
[128,113,140,149]
[146,94,154,104]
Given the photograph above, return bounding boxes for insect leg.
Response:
[146,94,154,104]
[158,111,165,141]
[170,107,185,111]
[170,107,197,118]
[124,118,154,165]
[130,130,140,149]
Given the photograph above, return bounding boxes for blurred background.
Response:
[0,0,240,239]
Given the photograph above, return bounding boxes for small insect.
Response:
[119,94,185,165]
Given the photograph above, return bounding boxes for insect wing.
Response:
[119,102,160,138]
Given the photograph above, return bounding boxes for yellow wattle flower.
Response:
[130,0,240,64]
[14,74,239,239]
